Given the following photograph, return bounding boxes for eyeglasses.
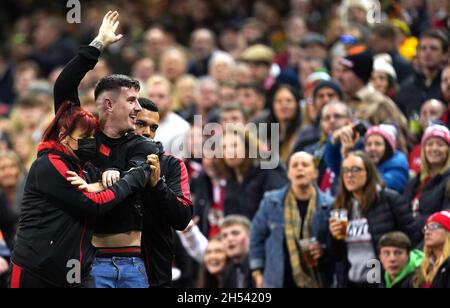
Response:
[423,223,443,233]
[342,166,365,175]
[322,114,348,121]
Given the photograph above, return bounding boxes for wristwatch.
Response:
[89,39,104,51]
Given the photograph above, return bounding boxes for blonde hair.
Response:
[352,89,408,153]
[172,75,197,112]
[0,150,26,185]
[146,74,173,94]
[420,139,450,183]
[413,233,450,287]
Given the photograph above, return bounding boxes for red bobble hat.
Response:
[426,210,450,232]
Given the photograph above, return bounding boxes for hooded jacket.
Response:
[12,141,150,287]
[377,151,410,194]
[384,249,424,288]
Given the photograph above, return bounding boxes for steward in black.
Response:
[142,152,193,287]
[11,141,150,287]
[53,45,160,234]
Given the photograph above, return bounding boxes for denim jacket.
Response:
[249,185,335,288]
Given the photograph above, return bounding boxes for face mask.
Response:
[74,137,97,163]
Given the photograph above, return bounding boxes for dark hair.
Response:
[94,74,140,100]
[138,97,159,113]
[197,236,226,288]
[0,131,12,150]
[377,231,412,254]
[268,84,302,147]
[42,101,98,142]
[371,23,397,40]
[420,29,449,53]
[237,82,265,97]
[220,126,264,179]
[220,103,250,121]
[334,151,383,215]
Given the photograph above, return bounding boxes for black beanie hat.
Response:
[340,50,374,84]
[313,79,344,100]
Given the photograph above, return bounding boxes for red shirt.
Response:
[408,144,422,175]
[208,181,226,239]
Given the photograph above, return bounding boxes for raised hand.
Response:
[94,11,123,49]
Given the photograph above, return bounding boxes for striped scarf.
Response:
[284,187,320,288]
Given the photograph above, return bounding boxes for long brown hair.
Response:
[220,125,264,181]
[334,151,384,216]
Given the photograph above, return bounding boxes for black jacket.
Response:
[190,170,214,237]
[329,188,420,288]
[395,70,444,118]
[141,153,193,287]
[11,141,150,287]
[431,257,450,288]
[222,256,254,288]
[29,37,78,77]
[403,170,450,229]
[291,122,321,154]
[224,165,288,220]
[390,50,414,84]
[91,133,161,234]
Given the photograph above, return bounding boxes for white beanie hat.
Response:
[344,0,371,11]
[373,53,397,80]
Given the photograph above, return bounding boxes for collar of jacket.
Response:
[266,185,334,210]
[37,140,74,159]
[415,69,442,85]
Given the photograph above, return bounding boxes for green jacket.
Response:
[385,249,424,288]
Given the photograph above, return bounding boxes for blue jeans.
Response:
[91,257,148,288]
